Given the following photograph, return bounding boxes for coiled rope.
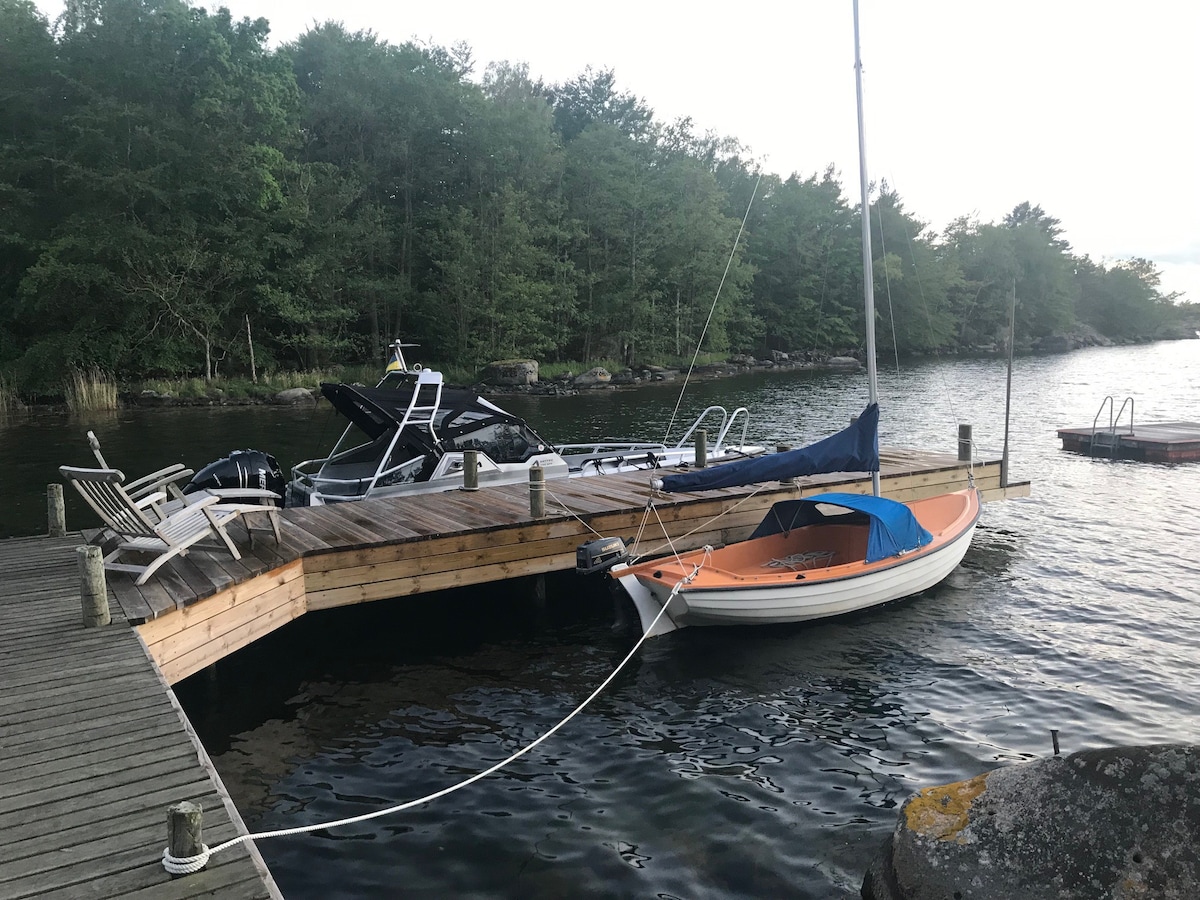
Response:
[162,589,681,874]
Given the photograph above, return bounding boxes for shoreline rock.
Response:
[16,335,1196,411]
[862,743,1200,899]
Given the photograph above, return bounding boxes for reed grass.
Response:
[64,368,119,414]
[0,375,24,420]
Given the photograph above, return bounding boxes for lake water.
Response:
[4,341,1199,897]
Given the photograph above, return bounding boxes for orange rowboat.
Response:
[611,488,980,636]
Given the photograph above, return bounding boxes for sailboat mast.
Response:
[852,0,881,497]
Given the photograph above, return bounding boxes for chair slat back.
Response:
[59,466,159,538]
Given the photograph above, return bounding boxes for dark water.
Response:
[5,342,1200,897]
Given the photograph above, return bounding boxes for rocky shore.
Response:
[88,330,1199,409]
[862,743,1200,899]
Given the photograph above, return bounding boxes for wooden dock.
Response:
[121,450,1024,685]
[1056,421,1200,461]
[0,535,280,899]
[1,449,1026,897]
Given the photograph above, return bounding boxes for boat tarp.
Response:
[748,491,933,563]
[658,402,880,493]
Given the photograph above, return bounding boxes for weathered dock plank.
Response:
[0,535,280,899]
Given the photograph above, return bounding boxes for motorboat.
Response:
[188,341,766,507]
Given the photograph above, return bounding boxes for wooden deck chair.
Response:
[60,465,249,585]
[86,430,194,508]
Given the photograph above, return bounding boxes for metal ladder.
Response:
[398,368,444,445]
[1089,395,1134,457]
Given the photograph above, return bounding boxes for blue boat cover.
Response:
[658,402,880,493]
[747,492,933,563]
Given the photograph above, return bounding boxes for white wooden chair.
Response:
[60,465,254,585]
[86,430,282,523]
[86,430,194,509]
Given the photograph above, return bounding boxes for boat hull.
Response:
[614,488,980,635]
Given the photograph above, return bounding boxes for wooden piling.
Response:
[529,466,545,517]
[958,424,973,461]
[695,429,708,468]
[48,483,66,537]
[77,544,110,628]
[462,449,479,491]
[166,801,205,877]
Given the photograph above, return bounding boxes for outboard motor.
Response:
[576,536,629,575]
[186,449,285,500]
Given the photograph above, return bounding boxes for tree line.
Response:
[1,0,1191,393]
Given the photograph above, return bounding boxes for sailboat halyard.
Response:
[608,1,981,636]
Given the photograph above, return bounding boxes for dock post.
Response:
[776,444,796,485]
[529,466,545,517]
[77,545,110,628]
[695,429,707,468]
[958,424,973,462]
[166,801,205,877]
[462,449,479,491]
[48,483,66,537]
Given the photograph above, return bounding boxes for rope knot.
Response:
[162,844,211,875]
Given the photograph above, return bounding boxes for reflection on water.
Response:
[6,341,1200,896]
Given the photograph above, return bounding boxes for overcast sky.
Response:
[35,1,1200,303]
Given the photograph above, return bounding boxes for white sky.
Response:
[35,0,1200,303]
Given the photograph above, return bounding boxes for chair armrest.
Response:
[124,464,195,501]
[204,487,283,506]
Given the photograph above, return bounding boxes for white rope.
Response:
[631,482,769,563]
[162,596,674,872]
[161,844,211,875]
[764,550,835,570]
[543,486,605,539]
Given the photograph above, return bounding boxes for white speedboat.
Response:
[274,342,764,506]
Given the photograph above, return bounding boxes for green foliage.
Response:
[0,0,1185,396]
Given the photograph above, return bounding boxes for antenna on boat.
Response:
[853,0,881,498]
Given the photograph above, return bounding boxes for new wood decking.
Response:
[120,451,1024,684]
[0,535,280,899]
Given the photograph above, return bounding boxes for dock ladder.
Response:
[1089,395,1134,457]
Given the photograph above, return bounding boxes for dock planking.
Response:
[0,535,280,899]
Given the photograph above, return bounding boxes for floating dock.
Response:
[1056,421,1200,462]
[1,450,1026,896]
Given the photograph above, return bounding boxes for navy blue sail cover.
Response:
[748,492,933,563]
[658,402,880,493]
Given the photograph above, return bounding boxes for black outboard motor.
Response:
[185,449,286,500]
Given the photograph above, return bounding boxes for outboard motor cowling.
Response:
[186,449,285,499]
